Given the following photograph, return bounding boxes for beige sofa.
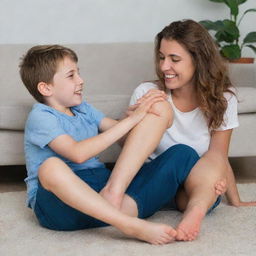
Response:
[0,43,256,166]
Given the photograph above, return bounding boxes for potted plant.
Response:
[199,0,256,63]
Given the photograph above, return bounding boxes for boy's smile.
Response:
[46,57,84,114]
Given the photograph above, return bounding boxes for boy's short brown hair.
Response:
[19,45,78,103]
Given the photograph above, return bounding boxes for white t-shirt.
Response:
[130,82,239,157]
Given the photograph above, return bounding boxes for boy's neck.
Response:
[46,102,74,116]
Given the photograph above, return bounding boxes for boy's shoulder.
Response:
[30,101,88,116]
[28,103,56,120]
[27,101,100,126]
[25,103,58,130]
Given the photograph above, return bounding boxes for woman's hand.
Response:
[214,179,227,195]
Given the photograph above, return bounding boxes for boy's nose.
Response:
[77,75,84,85]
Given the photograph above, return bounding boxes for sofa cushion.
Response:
[86,94,130,119]
[0,95,131,131]
[0,87,255,130]
[0,103,34,131]
[236,87,256,114]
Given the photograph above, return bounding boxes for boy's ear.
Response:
[37,82,53,96]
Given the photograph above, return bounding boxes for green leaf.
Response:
[223,19,239,37]
[221,44,241,59]
[243,8,256,15]
[237,0,247,5]
[245,45,256,54]
[209,0,247,5]
[238,8,256,26]
[214,20,239,42]
[243,32,256,43]
[199,20,223,31]
[215,31,235,42]
[224,0,239,17]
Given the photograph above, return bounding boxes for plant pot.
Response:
[229,57,255,64]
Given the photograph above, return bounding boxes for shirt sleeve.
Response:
[215,92,239,131]
[26,108,66,148]
[87,104,105,127]
[76,101,105,127]
[129,82,158,106]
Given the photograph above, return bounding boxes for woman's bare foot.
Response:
[100,186,124,209]
[123,217,177,245]
[176,205,205,241]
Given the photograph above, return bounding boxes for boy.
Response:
[20,45,199,244]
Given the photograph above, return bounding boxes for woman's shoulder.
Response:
[135,81,159,93]
[224,88,237,104]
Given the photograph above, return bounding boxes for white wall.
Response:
[0,0,255,55]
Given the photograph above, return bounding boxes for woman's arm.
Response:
[208,129,256,206]
[225,160,256,206]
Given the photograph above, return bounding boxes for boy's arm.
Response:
[49,95,165,163]
[48,116,140,164]
[99,117,118,132]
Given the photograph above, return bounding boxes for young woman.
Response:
[102,19,256,242]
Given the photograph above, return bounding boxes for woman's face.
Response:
[158,38,196,91]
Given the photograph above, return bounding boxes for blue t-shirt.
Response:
[24,102,105,209]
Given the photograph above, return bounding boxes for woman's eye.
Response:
[172,58,180,63]
[159,56,165,60]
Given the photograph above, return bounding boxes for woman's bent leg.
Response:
[124,144,199,219]
[176,153,227,241]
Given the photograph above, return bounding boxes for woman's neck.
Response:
[171,86,198,112]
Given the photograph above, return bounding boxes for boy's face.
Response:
[48,56,84,110]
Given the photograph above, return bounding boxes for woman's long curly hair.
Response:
[155,19,235,130]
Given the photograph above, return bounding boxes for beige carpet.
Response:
[1,184,256,256]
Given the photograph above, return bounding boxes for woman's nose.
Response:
[160,58,171,71]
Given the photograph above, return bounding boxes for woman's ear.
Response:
[37,82,53,96]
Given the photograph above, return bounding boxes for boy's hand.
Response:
[127,89,167,117]
[129,90,167,123]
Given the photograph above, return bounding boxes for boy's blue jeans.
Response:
[34,144,220,231]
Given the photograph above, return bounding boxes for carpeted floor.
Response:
[1,184,256,256]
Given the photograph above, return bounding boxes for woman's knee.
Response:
[150,101,173,128]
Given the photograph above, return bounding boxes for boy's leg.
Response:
[175,154,226,241]
[37,157,177,245]
[101,101,173,208]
